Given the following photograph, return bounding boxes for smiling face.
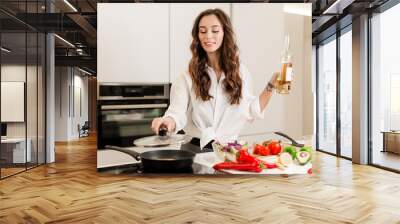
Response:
[198,14,224,54]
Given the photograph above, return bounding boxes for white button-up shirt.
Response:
[164,64,265,149]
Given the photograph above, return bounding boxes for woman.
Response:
[151,8,278,151]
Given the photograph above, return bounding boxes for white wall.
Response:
[55,67,89,141]
[234,3,312,140]
[72,73,89,138]
[55,67,69,141]
[1,64,46,163]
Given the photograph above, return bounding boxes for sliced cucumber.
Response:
[279,152,293,167]
[296,151,311,165]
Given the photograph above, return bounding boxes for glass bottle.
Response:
[276,35,293,94]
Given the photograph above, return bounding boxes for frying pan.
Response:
[104,145,195,172]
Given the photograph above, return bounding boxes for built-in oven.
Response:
[97,83,170,149]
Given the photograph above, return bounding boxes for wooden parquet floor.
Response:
[1,135,400,224]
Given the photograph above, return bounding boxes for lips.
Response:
[203,42,216,47]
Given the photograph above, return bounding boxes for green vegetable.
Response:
[283,146,297,159]
[300,146,312,153]
[296,151,311,165]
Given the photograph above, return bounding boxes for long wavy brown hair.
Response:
[189,8,242,105]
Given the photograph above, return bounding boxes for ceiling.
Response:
[0,0,392,75]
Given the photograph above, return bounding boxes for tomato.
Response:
[254,144,270,156]
[254,144,262,155]
[259,146,270,156]
[267,141,281,155]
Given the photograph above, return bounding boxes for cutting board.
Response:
[194,152,312,175]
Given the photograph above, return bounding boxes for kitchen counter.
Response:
[97,148,312,175]
[97,133,314,175]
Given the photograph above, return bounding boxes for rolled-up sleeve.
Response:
[241,65,265,121]
[163,73,190,133]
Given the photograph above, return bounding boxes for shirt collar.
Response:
[206,64,225,83]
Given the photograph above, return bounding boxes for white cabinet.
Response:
[98,3,169,83]
[169,4,231,83]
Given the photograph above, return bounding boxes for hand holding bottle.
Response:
[276,34,293,94]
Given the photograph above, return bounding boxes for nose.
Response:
[206,30,213,38]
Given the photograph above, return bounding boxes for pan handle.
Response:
[273,132,304,147]
[104,145,141,161]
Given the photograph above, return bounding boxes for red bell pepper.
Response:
[237,149,259,164]
[213,162,263,173]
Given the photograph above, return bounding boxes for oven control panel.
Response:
[98,83,169,100]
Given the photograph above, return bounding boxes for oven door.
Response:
[98,103,168,148]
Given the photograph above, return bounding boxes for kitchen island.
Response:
[97,133,313,175]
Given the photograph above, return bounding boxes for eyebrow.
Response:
[199,25,221,28]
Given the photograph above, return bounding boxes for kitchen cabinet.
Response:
[169,4,231,83]
[98,3,169,83]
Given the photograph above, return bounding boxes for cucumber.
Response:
[296,151,311,165]
[279,152,293,167]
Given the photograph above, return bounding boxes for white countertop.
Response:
[97,134,314,174]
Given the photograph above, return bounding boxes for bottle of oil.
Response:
[276,35,293,94]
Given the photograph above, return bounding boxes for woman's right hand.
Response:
[151,116,176,135]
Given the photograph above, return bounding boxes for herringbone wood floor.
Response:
[1,135,400,224]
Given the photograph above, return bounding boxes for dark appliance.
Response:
[1,123,7,138]
[97,83,170,149]
[104,145,195,172]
